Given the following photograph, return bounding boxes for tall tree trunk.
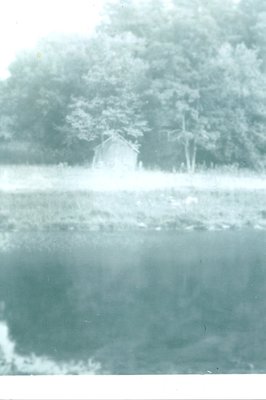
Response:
[182,114,191,173]
[185,138,191,173]
[191,139,197,174]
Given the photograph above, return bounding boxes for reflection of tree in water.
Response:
[0,301,15,367]
[1,231,266,374]
[0,301,101,375]
[2,251,81,358]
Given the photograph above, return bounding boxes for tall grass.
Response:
[0,165,265,232]
[0,165,266,192]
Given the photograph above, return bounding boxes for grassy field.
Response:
[0,165,266,232]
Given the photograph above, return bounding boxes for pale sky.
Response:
[0,0,239,79]
[0,0,105,78]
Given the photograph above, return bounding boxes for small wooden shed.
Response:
[93,135,139,170]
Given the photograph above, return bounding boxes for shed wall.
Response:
[93,141,138,170]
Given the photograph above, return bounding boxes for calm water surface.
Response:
[0,230,266,374]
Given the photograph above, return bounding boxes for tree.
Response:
[208,43,266,168]
[0,80,15,141]
[100,0,236,171]
[1,0,266,170]
[64,33,149,149]
[237,0,266,69]
[5,34,91,148]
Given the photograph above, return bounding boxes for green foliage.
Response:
[64,33,149,147]
[0,0,266,170]
[0,116,14,140]
[3,34,90,147]
[208,43,266,168]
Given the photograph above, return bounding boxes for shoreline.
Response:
[1,186,266,233]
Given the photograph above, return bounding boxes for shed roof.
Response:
[94,134,139,153]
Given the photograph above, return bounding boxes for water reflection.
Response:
[0,302,101,375]
[0,231,266,374]
[0,233,13,253]
[0,305,15,365]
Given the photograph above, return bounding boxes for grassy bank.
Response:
[1,165,266,192]
[0,166,266,232]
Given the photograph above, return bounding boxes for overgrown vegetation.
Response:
[0,167,265,232]
[0,0,266,171]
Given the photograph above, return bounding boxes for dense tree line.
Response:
[1,0,266,171]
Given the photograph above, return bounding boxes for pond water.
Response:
[0,230,266,374]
